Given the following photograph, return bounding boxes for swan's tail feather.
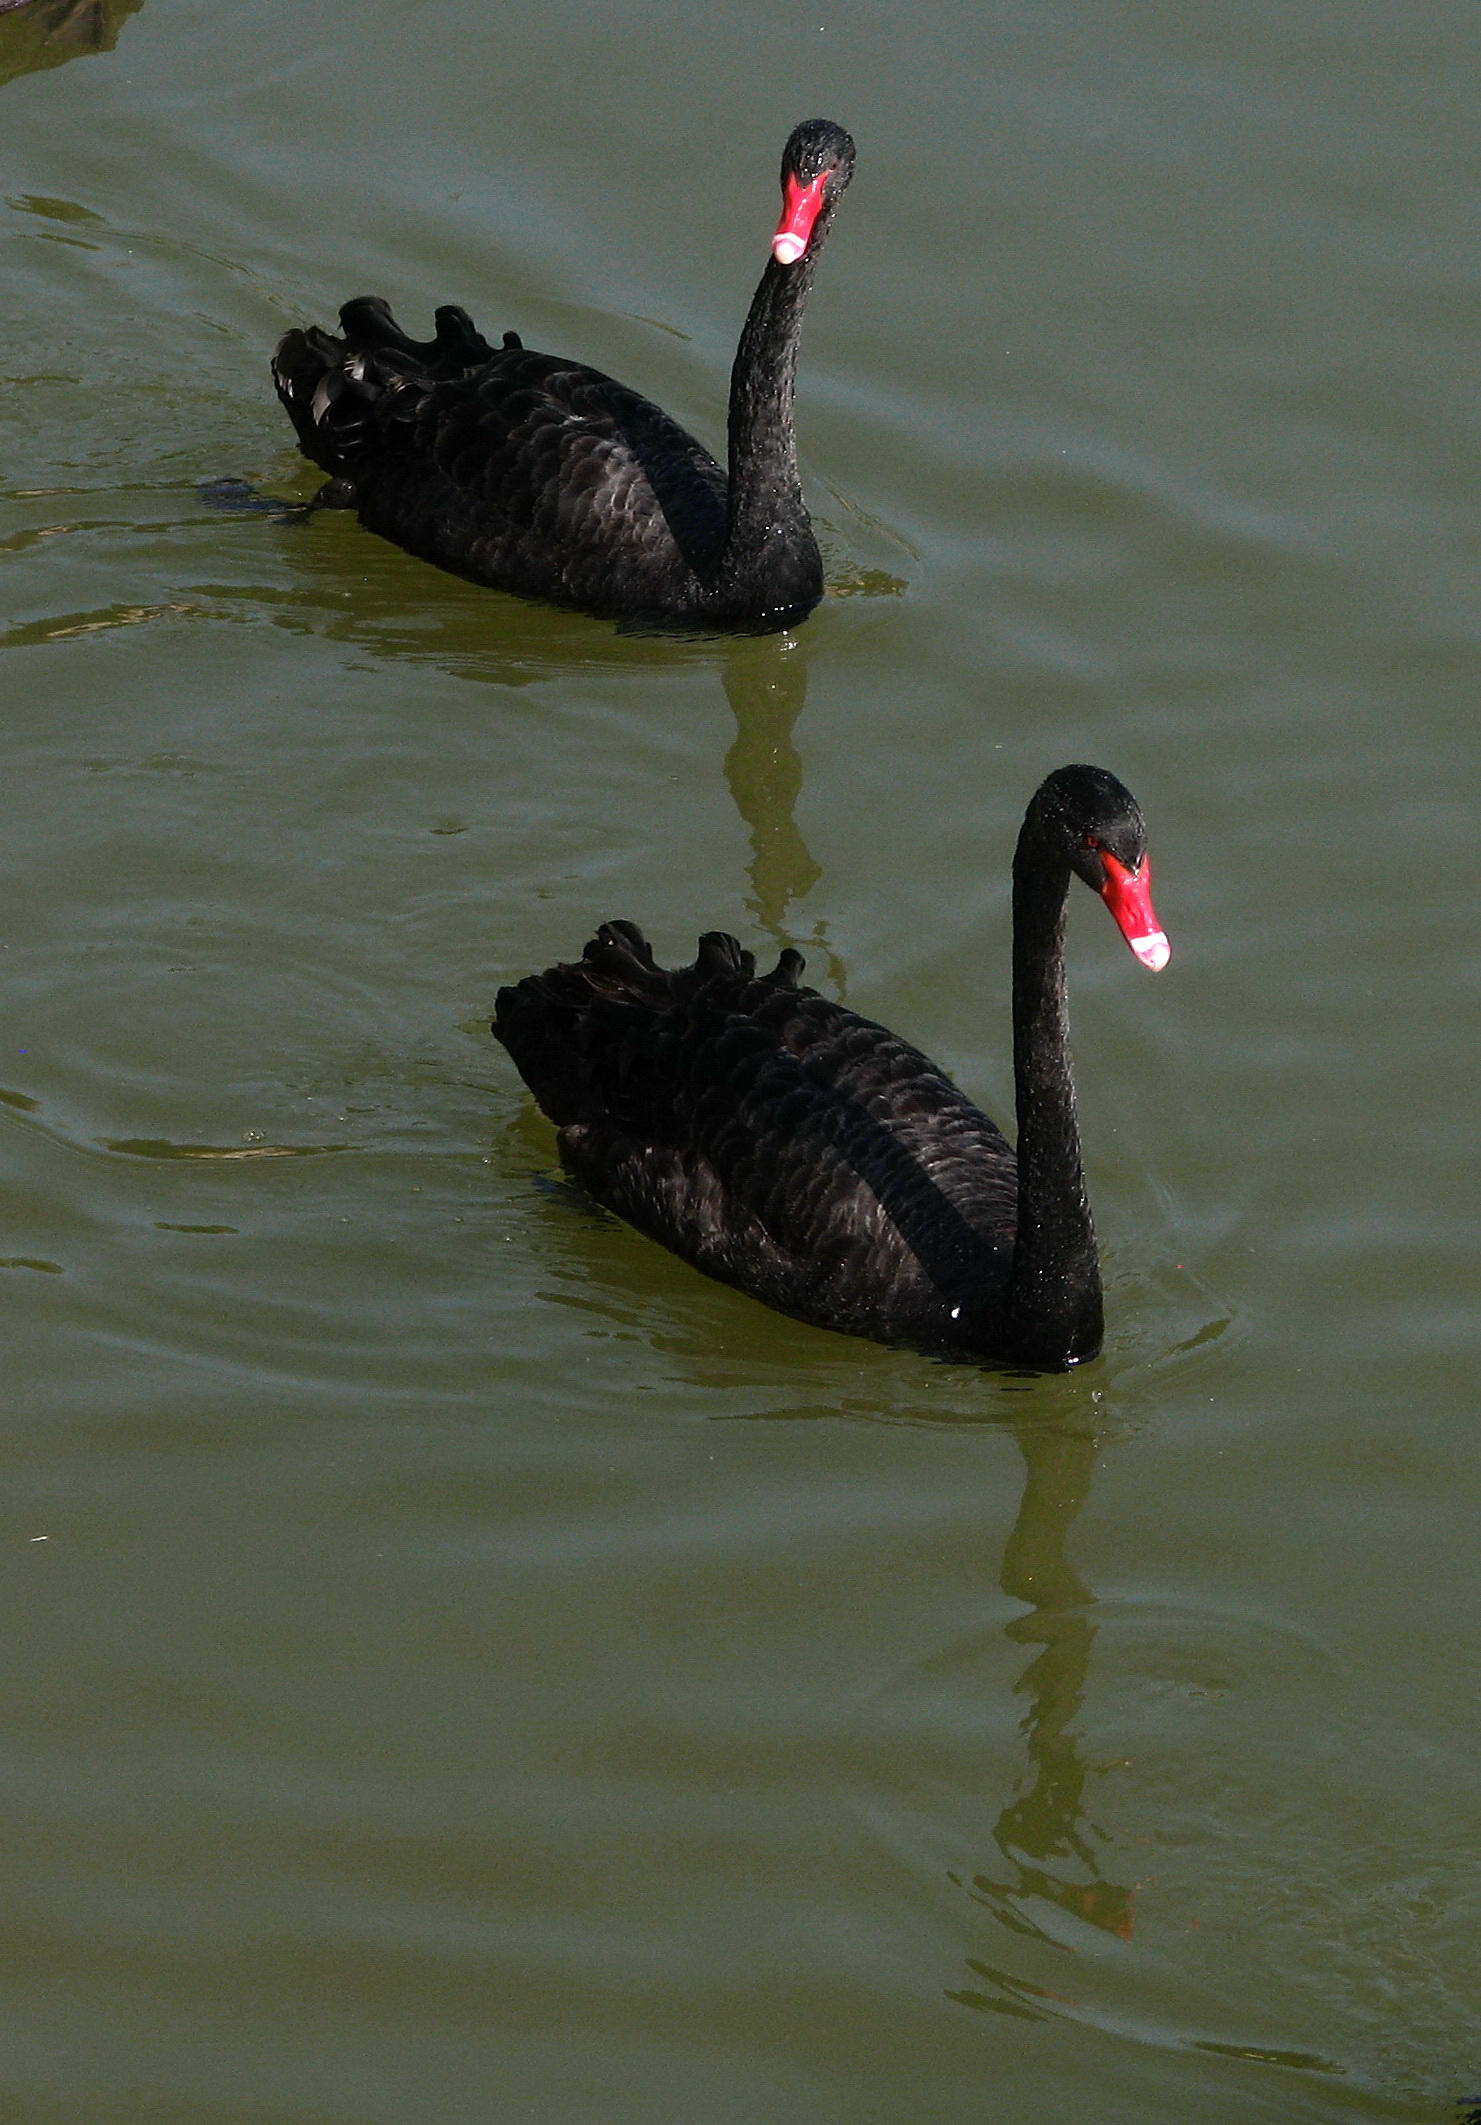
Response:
[494,923,807,1129]
[696,931,754,982]
[270,297,504,477]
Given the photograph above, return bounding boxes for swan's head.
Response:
[1028,765,1171,972]
[772,119,856,265]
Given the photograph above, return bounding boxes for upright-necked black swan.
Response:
[495,766,1170,1370]
[271,119,855,633]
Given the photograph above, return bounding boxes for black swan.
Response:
[494,766,1170,1370]
[270,118,856,633]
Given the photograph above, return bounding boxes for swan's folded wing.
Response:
[498,931,1020,1332]
[353,347,730,594]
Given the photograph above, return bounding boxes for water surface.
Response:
[3,1,1479,2119]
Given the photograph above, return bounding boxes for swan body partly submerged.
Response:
[271,119,856,633]
[494,766,1170,1369]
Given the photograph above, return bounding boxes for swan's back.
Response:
[494,921,1020,1348]
[273,298,734,622]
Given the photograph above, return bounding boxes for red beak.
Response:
[772,170,829,264]
[1099,852,1170,971]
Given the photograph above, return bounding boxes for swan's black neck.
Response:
[715,233,829,611]
[1003,845,1103,1368]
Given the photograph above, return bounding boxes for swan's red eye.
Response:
[1099,852,1170,972]
[773,171,829,264]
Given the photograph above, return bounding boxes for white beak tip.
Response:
[1130,930,1171,972]
[771,234,806,265]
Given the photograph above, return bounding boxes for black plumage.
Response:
[271,119,855,633]
[494,767,1171,1370]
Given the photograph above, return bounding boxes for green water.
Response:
[3,1,1478,2118]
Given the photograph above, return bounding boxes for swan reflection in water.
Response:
[948,1417,1137,1990]
[195,481,853,983]
[0,0,142,86]
[716,634,849,995]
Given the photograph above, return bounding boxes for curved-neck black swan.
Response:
[495,766,1170,1370]
[271,119,855,634]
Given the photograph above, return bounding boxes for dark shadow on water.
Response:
[0,0,142,87]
